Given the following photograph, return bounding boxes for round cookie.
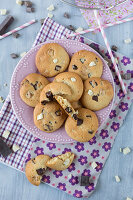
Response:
[81,77,114,111]
[20,73,49,107]
[46,152,74,171]
[65,108,99,142]
[40,82,72,104]
[34,102,67,132]
[68,50,103,80]
[25,155,51,186]
[53,72,83,102]
[35,43,70,77]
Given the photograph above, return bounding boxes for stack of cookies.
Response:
[20,43,114,142]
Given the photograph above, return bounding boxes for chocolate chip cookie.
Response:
[81,77,114,111]
[40,82,72,105]
[65,108,99,142]
[34,102,67,132]
[53,72,83,102]
[35,43,70,77]
[46,152,74,171]
[25,155,51,186]
[20,73,49,107]
[68,50,103,80]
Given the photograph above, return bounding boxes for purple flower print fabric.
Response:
[27,18,133,198]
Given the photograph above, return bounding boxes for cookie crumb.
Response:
[53,58,58,64]
[0,9,7,15]
[20,52,26,57]
[88,90,93,96]
[4,83,7,87]
[16,0,23,5]
[40,18,45,26]
[126,197,132,200]
[47,4,55,11]
[10,53,18,59]
[48,13,53,18]
[115,175,120,182]
[0,96,5,103]
[124,38,132,44]
[123,147,131,155]
[111,45,118,52]
[67,25,75,31]
[89,61,96,67]
[12,144,20,152]
[37,113,43,120]
[91,161,97,169]
[3,130,10,139]
[120,148,122,153]
[75,27,83,33]
[64,12,70,18]
[71,77,76,82]
[26,7,34,13]
[123,73,131,80]
[12,32,20,38]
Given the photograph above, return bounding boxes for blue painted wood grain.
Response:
[0,0,133,199]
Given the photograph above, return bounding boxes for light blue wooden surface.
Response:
[0,0,133,200]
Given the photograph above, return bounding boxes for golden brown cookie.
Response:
[34,102,67,132]
[65,108,99,142]
[39,82,72,105]
[68,50,103,80]
[25,155,51,186]
[20,73,49,107]
[35,43,70,77]
[81,77,114,111]
[53,72,83,102]
[46,152,74,171]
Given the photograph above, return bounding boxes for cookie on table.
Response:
[81,77,114,111]
[34,102,67,132]
[46,152,74,171]
[65,108,98,142]
[68,50,103,80]
[25,155,51,186]
[20,73,49,107]
[53,72,83,102]
[35,43,70,77]
[71,101,82,110]
[40,82,72,105]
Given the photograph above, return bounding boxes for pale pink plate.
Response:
[10,39,115,143]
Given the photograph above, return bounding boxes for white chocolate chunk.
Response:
[4,83,7,87]
[89,61,96,67]
[3,130,10,139]
[115,175,120,182]
[123,147,131,155]
[47,4,55,11]
[88,90,93,96]
[126,197,132,200]
[75,27,83,33]
[20,52,26,57]
[68,174,72,179]
[80,58,85,63]
[12,144,20,152]
[16,0,23,5]
[124,38,132,44]
[48,13,53,18]
[0,9,7,15]
[120,148,122,152]
[71,77,76,82]
[37,113,44,120]
[53,58,58,63]
[63,158,70,166]
[91,161,98,169]
[0,96,4,103]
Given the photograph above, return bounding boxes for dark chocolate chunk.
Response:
[67,25,75,31]
[12,32,20,38]
[72,65,78,70]
[86,115,91,118]
[46,91,53,101]
[88,130,94,134]
[55,65,61,71]
[73,114,78,120]
[80,176,90,186]
[36,168,45,175]
[92,95,98,102]
[95,81,98,86]
[31,81,38,90]
[26,6,34,13]
[111,45,118,52]
[32,158,35,164]
[0,138,12,158]
[77,118,83,126]
[10,53,18,59]
[123,73,131,80]
[44,124,53,131]
[41,100,48,105]
[0,15,14,35]
[65,107,72,113]
[55,109,62,116]
[24,1,32,7]
[89,81,94,88]
[88,73,91,78]
[64,12,70,18]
